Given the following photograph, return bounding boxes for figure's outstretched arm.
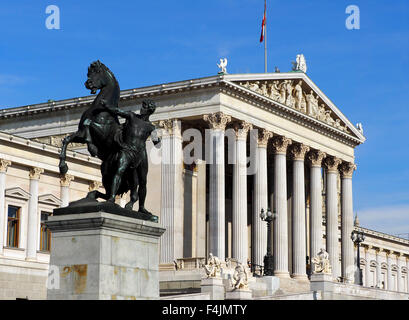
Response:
[100,100,132,119]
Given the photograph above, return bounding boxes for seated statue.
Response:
[231,262,249,290]
[203,253,221,278]
[311,248,332,274]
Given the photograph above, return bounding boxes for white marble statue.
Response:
[356,122,364,134]
[217,58,228,74]
[306,90,319,118]
[292,54,307,73]
[294,80,306,112]
[203,253,221,278]
[269,81,281,101]
[231,262,249,290]
[284,80,296,108]
[311,248,332,274]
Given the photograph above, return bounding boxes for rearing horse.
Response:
[59,60,120,177]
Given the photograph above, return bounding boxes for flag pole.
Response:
[264,0,267,73]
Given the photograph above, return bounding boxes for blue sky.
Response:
[0,1,408,236]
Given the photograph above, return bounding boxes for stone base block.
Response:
[226,289,252,300]
[310,273,335,292]
[46,211,165,300]
[200,277,225,300]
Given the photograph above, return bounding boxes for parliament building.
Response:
[0,67,408,299]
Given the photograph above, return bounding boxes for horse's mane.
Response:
[88,60,118,84]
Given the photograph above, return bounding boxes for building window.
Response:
[7,205,20,248]
[40,211,52,251]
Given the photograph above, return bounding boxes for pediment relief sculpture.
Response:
[238,80,349,134]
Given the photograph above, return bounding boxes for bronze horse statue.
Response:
[59,60,120,175]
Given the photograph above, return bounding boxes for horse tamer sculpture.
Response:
[58,61,160,221]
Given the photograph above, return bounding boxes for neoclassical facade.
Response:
[0,71,408,298]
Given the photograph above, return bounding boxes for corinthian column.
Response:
[158,119,183,264]
[27,167,44,259]
[272,135,292,278]
[0,159,11,255]
[232,121,252,264]
[396,253,402,292]
[323,156,342,279]
[253,129,272,268]
[386,251,393,291]
[60,174,74,207]
[307,150,326,260]
[289,143,310,280]
[375,248,382,288]
[203,112,231,260]
[339,161,356,283]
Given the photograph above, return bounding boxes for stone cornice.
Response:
[355,226,409,247]
[0,74,364,149]
[0,131,100,166]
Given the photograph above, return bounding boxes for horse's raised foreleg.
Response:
[59,131,86,175]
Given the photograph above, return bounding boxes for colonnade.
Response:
[159,112,358,282]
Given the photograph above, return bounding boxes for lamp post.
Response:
[260,208,277,276]
[351,230,365,285]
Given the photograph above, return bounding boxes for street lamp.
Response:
[260,208,277,276]
[351,230,365,285]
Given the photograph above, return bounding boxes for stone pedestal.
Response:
[200,277,225,300]
[226,289,252,300]
[310,273,335,292]
[46,211,165,300]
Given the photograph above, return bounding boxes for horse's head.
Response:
[85,60,117,94]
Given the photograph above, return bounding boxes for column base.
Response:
[291,274,309,282]
[274,271,291,279]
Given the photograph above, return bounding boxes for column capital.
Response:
[339,162,357,178]
[60,174,74,187]
[256,129,273,148]
[158,119,181,136]
[203,112,231,130]
[272,136,292,155]
[233,121,253,140]
[289,143,310,161]
[0,159,11,173]
[29,167,44,180]
[307,150,326,167]
[89,180,102,191]
[323,156,342,173]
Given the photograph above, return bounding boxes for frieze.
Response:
[238,80,349,134]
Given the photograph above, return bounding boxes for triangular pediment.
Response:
[226,73,365,142]
[38,194,62,206]
[5,187,30,200]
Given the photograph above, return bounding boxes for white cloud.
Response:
[357,204,409,237]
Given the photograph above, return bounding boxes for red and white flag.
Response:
[260,0,266,43]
